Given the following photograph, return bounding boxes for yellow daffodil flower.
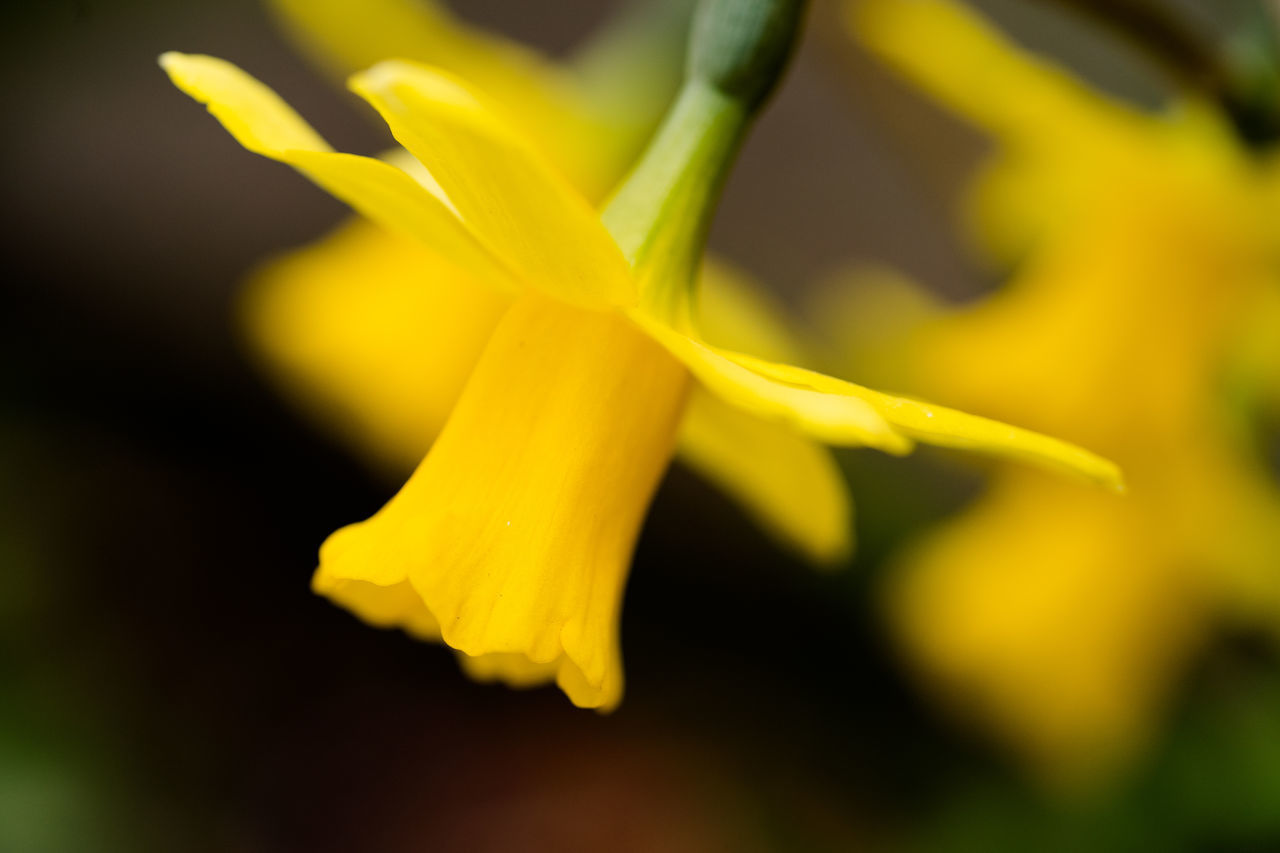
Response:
[841,0,1280,788]
[242,0,854,565]
[160,0,1117,711]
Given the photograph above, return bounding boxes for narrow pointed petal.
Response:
[634,309,1120,489]
[732,353,1124,490]
[159,52,515,289]
[631,311,912,454]
[314,293,690,710]
[678,388,854,565]
[350,61,635,308]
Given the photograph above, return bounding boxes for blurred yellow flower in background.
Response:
[836,0,1280,789]
[160,0,1117,713]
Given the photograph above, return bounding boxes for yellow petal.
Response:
[732,352,1124,490]
[265,0,622,197]
[631,311,911,454]
[633,304,1120,488]
[242,217,512,473]
[678,388,853,565]
[160,52,330,154]
[160,52,516,290]
[314,292,690,710]
[350,61,634,308]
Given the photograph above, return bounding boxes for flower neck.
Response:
[602,80,748,327]
[601,0,807,328]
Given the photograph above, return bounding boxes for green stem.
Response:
[600,0,808,326]
[602,80,748,325]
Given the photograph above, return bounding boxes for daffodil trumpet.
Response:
[162,0,1119,711]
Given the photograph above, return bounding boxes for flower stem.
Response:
[601,0,808,326]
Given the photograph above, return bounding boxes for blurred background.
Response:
[4,0,1280,850]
